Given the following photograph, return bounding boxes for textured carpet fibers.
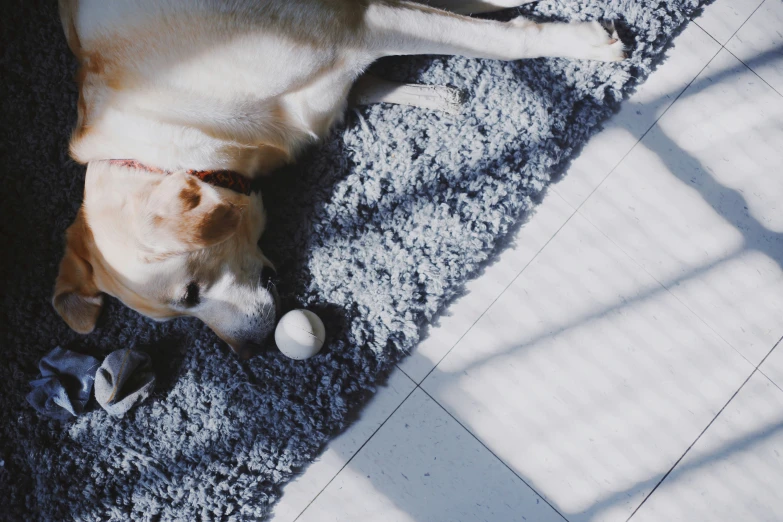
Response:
[0,1,709,519]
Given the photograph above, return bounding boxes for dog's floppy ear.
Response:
[143,172,243,253]
[53,210,104,334]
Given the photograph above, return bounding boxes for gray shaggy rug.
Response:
[0,1,710,519]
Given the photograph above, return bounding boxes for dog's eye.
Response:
[183,281,200,307]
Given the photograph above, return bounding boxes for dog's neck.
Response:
[70,102,300,179]
[107,159,253,195]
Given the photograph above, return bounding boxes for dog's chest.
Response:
[72,21,365,174]
[70,0,371,176]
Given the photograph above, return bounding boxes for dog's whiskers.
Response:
[261,298,274,322]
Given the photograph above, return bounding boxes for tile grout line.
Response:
[292,6,774,521]
[570,44,722,218]
[576,0,781,383]
[718,0,783,99]
[413,20,725,388]
[291,373,418,522]
[395,363,415,382]
[571,0,770,221]
[724,0,767,44]
[582,4,783,516]
[416,385,570,522]
[420,330,783,522]
[725,46,783,98]
[626,370,759,521]
[414,191,581,386]
[757,332,783,393]
[416,10,774,521]
[388,30,731,522]
[410,8,774,521]
[583,5,783,516]
[572,19,774,370]
[581,215,757,368]
[296,329,783,522]
[694,0,766,48]
[626,334,783,522]
[691,20,723,47]
[759,367,783,394]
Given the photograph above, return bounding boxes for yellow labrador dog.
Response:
[55,0,624,357]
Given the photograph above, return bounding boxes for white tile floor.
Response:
[272,1,783,520]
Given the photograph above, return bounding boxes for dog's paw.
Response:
[514,18,628,62]
[576,21,627,62]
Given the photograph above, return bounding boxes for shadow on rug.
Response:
[0,0,710,519]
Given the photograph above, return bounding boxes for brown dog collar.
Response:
[109,159,253,196]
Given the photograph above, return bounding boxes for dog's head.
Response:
[53,162,279,356]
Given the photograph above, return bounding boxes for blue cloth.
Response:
[26,347,101,421]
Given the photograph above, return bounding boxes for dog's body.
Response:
[55,0,624,356]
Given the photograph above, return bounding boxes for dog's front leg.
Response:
[363,1,624,62]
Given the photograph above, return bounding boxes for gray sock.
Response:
[94,349,156,417]
[26,346,101,421]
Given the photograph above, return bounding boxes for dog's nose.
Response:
[259,265,277,287]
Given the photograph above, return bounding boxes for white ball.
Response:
[274,309,326,360]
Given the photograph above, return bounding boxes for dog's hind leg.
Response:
[349,75,465,114]
[424,0,538,15]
